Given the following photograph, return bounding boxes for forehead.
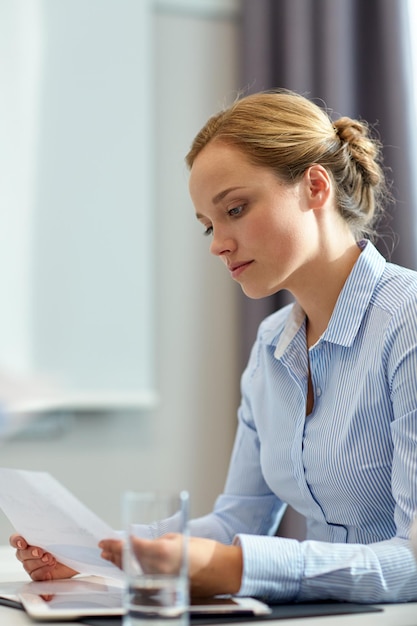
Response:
[189,142,260,201]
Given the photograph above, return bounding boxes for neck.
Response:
[296,242,361,348]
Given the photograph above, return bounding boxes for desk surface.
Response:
[0,545,416,626]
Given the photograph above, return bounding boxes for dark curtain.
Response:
[239,0,417,366]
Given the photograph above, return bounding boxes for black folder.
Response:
[81,601,382,625]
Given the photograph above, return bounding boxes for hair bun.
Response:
[334,117,369,144]
[334,116,381,187]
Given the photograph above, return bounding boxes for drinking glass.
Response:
[122,491,189,626]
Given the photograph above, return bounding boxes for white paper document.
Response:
[0,468,124,580]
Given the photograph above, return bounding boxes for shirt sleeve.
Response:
[187,418,286,543]
[234,534,417,603]
[187,336,287,544]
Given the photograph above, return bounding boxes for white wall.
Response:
[0,0,156,408]
[0,0,241,540]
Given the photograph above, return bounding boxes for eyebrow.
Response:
[212,186,244,205]
[195,186,245,220]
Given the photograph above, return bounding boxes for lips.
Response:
[228,261,253,279]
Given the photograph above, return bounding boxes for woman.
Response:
[11,89,417,603]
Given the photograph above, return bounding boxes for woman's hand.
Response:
[9,534,78,581]
[99,534,243,598]
[98,538,124,569]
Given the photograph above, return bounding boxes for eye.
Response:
[203,225,213,236]
[227,205,244,217]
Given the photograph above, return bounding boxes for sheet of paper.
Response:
[0,468,124,580]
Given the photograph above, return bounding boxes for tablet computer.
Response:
[19,580,271,621]
[191,596,271,616]
[19,579,124,620]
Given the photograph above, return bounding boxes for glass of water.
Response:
[122,491,189,626]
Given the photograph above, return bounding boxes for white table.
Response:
[1,545,417,625]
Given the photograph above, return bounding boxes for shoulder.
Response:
[373,261,417,315]
[371,262,417,371]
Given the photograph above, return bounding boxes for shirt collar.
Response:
[274,240,386,358]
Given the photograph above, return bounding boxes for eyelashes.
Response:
[227,205,244,217]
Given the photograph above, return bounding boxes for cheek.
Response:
[257,219,299,254]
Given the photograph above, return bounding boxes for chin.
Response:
[241,284,282,300]
[241,288,269,299]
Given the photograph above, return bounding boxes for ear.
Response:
[303,164,332,209]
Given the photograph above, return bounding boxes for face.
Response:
[189,141,322,299]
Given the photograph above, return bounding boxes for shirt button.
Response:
[316,387,322,397]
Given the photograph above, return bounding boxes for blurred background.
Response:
[0,0,416,541]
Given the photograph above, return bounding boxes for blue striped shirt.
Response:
[187,240,417,603]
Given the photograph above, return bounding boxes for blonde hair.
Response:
[186,89,389,240]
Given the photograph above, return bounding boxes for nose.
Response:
[209,228,236,257]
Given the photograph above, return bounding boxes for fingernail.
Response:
[17,541,24,549]
[42,555,49,562]
[32,549,40,557]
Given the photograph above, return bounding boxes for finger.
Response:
[25,565,54,582]
[99,539,124,569]
[15,548,39,563]
[15,546,52,564]
[100,549,121,567]
[9,534,28,549]
[98,539,122,549]
[130,537,182,575]
[23,551,60,576]
[99,540,123,568]
[98,539,123,556]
